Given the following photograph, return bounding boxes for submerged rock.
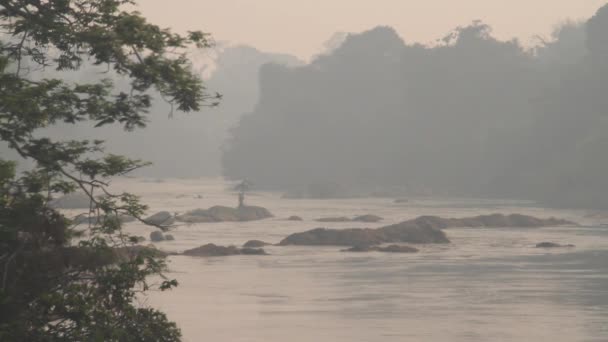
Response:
[445,213,575,228]
[406,213,575,229]
[535,242,575,248]
[176,205,273,223]
[287,215,303,221]
[353,214,383,223]
[315,214,383,223]
[316,217,352,223]
[243,240,270,248]
[144,211,175,226]
[376,245,419,253]
[182,243,267,257]
[343,244,419,253]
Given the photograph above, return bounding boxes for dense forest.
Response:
[223,4,608,209]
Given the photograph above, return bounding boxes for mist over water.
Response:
[5,2,608,341]
[102,177,608,342]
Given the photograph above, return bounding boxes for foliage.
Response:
[0,0,219,340]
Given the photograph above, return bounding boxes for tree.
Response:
[0,0,220,340]
[233,179,252,207]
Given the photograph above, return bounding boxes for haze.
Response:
[4,1,608,341]
[138,0,605,59]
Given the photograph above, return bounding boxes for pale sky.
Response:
[137,0,606,60]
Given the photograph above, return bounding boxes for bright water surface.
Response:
[102,178,608,342]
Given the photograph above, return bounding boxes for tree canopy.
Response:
[0,0,218,340]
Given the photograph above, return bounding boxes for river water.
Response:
[108,177,608,342]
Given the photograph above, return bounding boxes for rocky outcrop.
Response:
[279,213,575,247]
[280,221,449,247]
[343,244,419,253]
[176,205,273,223]
[182,243,267,257]
[353,214,383,223]
[144,211,175,226]
[535,242,575,248]
[287,215,303,221]
[243,240,270,248]
[411,213,575,229]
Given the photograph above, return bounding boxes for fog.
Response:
[5,2,608,341]
[223,4,608,210]
[1,44,302,176]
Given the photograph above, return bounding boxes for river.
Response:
[108,177,608,342]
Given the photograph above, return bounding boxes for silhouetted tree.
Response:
[0,0,219,340]
[234,179,252,207]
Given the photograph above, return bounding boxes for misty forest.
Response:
[2,1,608,341]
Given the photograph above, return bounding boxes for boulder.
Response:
[150,231,165,242]
[243,240,270,248]
[535,242,575,248]
[182,243,267,257]
[144,211,175,226]
[353,214,383,223]
[176,205,273,223]
[164,234,175,241]
[287,215,303,221]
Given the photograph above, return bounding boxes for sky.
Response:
[137,0,606,60]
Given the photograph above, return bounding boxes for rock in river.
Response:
[183,243,267,257]
[176,205,273,223]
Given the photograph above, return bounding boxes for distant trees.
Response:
[0,0,217,340]
[223,4,608,209]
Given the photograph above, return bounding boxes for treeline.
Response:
[223,4,608,209]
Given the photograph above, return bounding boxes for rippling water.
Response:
[106,178,608,341]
